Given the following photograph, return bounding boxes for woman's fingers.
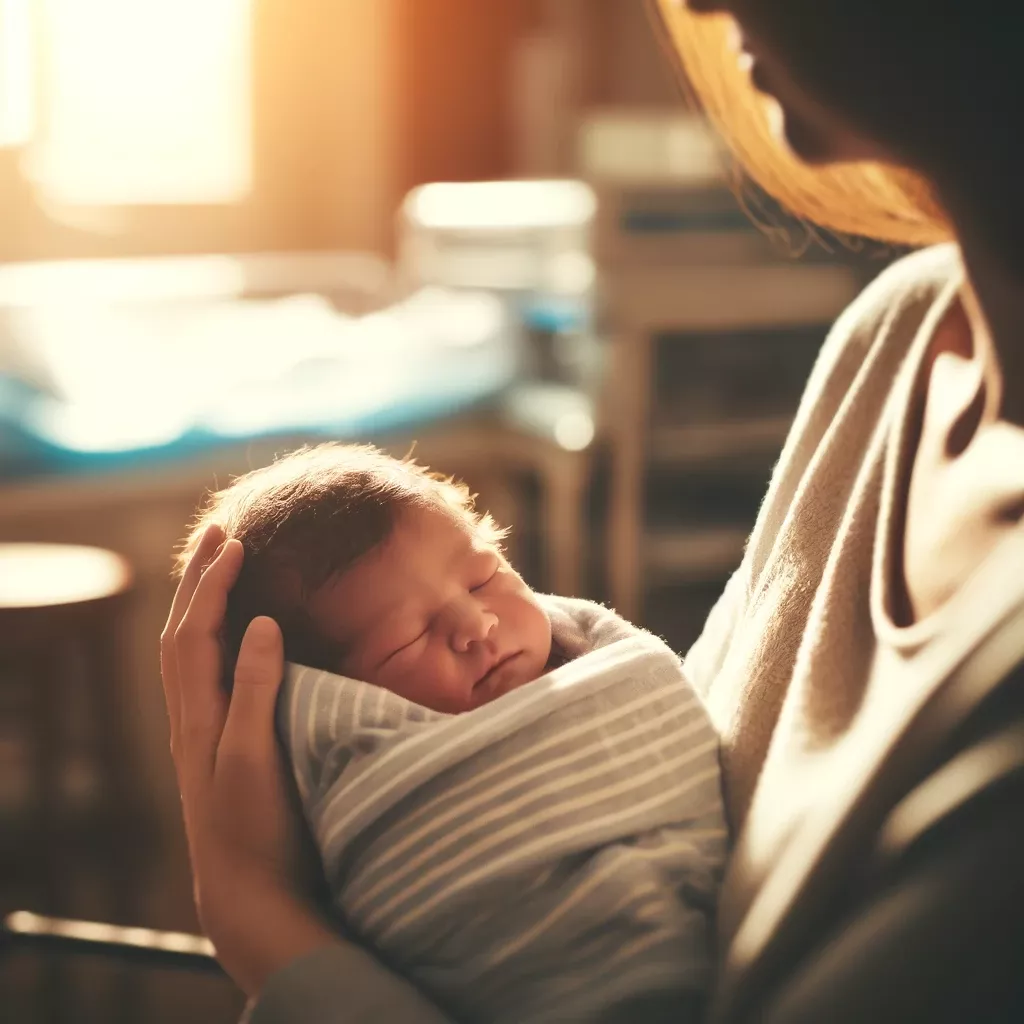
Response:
[175,538,245,784]
[220,616,286,767]
[164,523,226,641]
[161,523,225,753]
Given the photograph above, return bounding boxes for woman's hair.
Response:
[651,1,953,247]
[176,443,507,683]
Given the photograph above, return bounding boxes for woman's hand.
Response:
[160,523,338,996]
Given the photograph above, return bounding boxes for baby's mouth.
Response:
[474,651,521,691]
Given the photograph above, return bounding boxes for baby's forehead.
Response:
[323,504,491,617]
[384,500,491,553]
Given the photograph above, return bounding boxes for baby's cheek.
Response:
[417,643,464,694]
[521,600,553,661]
[376,650,424,696]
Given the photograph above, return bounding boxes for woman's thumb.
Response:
[222,616,285,755]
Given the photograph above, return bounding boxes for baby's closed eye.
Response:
[375,627,428,668]
[470,569,498,593]
[392,629,428,657]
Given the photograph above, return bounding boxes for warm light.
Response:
[24,0,252,205]
[554,411,596,452]
[0,0,33,147]
[5,911,216,956]
[0,255,247,306]
[407,180,596,232]
[0,544,131,608]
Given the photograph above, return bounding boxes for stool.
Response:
[0,544,137,911]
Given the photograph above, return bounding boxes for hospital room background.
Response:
[0,2,897,1020]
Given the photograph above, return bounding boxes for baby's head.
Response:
[177,444,553,713]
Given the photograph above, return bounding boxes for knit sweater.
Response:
[688,243,1024,1019]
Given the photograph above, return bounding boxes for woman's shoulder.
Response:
[832,242,962,349]
[794,242,962,421]
[683,245,964,734]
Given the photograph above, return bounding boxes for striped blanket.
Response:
[279,597,726,1023]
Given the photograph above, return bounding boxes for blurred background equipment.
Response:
[582,105,863,638]
[0,2,897,1021]
[399,176,602,594]
[579,105,864,647]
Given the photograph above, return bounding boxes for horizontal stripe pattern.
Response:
[280,596,725,1023]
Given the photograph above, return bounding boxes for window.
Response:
[13,0,252,206]
[0,0,32,147]
[0,0,396,260]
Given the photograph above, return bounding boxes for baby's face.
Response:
[307,504,553,713]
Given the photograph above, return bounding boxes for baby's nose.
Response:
[451,603,498,653]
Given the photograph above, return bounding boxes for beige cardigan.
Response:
[687,243,1024,1020]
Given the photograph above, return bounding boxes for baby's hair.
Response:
[175,443,508,687]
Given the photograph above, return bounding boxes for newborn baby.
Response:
[179,443,726,1023]
[180,443,553,704]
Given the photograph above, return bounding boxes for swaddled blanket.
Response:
[279,597,726,1023]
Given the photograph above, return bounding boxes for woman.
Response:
[161,2,1024,1021]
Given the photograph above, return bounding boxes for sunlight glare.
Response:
[25,0,252,205]
[0,0,32,147]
